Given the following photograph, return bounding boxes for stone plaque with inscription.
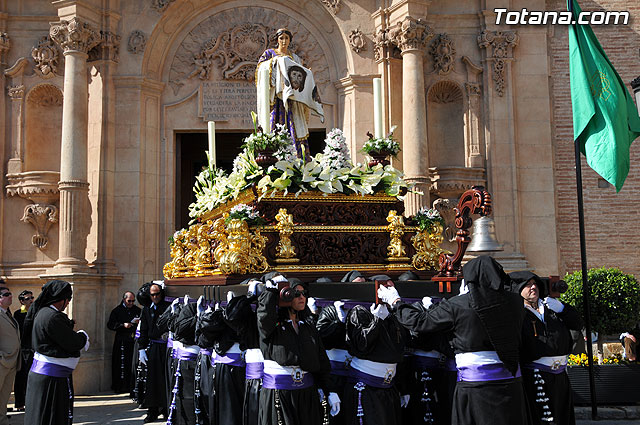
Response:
[199,81,256,124]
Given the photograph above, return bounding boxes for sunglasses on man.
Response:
[0,292,11,298]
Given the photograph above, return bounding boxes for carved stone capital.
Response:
[374,28,400,61]
[6,171,60,204]
[465,82,481,97]
[430,33,456,75]
[8,85,25,100]
[477,30,518,96]
[50,18,101,54]
[321,0,341,14]
[32,36,61,78]
[348,29,366,54]
[88,30,121,62]
[127,30,147,54]
[389,16,434,53]
[21,203,58,249]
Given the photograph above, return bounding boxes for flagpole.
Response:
[574,141,598,419]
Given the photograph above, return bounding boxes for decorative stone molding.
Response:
[169,9,330,94]
[465,82,481,97]
[477,30,518,96]
[31,36,60,78]
[88,30,121,62]
[127,30,146,54]
[428,80,463,104]
[374,28,393,61]
[430,33,456,75]
[50,18,101,54]
[0,32,10,63]
[320,0,341,14]
[432,197,457,244]
[348,29,366,53]
[428,166,486,199]
[26,83,63,107]
[151,0,175,13]
[21,203,58,249]
[6,171,60,204]
[8,84,25,100]
[389,16,434,53]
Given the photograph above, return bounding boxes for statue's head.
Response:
[276,28,293,41]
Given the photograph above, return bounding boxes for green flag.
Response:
[569,0,640,191]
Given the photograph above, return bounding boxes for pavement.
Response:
[6,393,640,424]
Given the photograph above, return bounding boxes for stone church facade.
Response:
[0,0,638,393]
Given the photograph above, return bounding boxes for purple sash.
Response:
[176,348,199,361]
[262,370,314,390]
[329,360,351,377]
[199,349,213,357]
[524,362,567,375]
[212,352,244,367]
[349,368,394,389]
[31,358,74,378]
[246,362,264,380]
[457,363,521,382]
[167,335,173,348]
[150,338,167,345]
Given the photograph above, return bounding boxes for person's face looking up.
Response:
[149,285,162,305]
[520,280,539,305]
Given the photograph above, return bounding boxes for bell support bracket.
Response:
[433,186,492,290]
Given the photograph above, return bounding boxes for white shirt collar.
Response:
[524,299,545,323]
[0,305,7,314]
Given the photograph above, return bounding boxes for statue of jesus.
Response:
[256,28,324,159]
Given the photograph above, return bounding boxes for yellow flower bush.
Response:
[568,353,623,366]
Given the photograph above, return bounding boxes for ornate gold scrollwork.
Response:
[411,223,447,270]
[217,218,268,275]
[163,229,188,278]
[194,220,216,276]
[386,210,409,262]
[183,224,201,277]
[275,208,299,264]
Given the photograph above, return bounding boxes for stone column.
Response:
[50,18,100,271]
[390,17,434,216]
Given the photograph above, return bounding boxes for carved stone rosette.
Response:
[389,17,434,53]
[386,210,408,262]
[348,29,366,54]
[32,36,60,78]
[477,30,519,96]
[21,204,58,249]
[50,18,101,54]
[275,208,299,263]
[411,223,446,270]
[430,33,456,75]
[127,31,146,54]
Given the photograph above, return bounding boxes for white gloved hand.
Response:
[183,294,190,305]
[422,296,433,310]
[377,285,400,306]
[227,291,235,302]
[138,349,148,365]
[328,392,341,416]
[334,301,347,323]
[170,297,180,314]
[266,275,287,289]
[197,295,206,317]
[78,330,90,352]
[307,297,318,315]
[317,388,325,402]
[247,279,261,296]
[400,394,410,408]
[370,303,389,320]
[544,296,564,313]
[458,279,469,295]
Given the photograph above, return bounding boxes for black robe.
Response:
[13,308,32,409]
[107,303,141,393]
[24,306,88,425]
[257,289,331,425]
[394,294,528,425]
[521,302,582,425]
[139,300,171,413]
[196,307,226,425]
[343,305,406,425]
[172,303,199,425]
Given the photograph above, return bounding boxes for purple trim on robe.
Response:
[150,338,167,345]
[167,335,173,348]
[199,349,212,357]
[523,362,567,375]
[245,362,264,380]
[329,360,351,377]
[349,368,394,389]
[176,348,199,361]
[262,370,314,390]
[31,358,74,378]
[457,363,521,382]
[212,352,244,367]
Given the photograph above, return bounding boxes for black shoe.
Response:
[143,414,158,423]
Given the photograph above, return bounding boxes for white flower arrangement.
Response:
[412,207,445,232]
[320,128,352,171]
[227,203,265,225]
[362,125,400,157]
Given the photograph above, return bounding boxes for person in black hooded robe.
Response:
[342,274,406,425]
[510,271,582,425]
[138,283,171,423]
[257,275,337,425]
[107,291,141,394]
[386,256,529,425]
[23,280,89,425]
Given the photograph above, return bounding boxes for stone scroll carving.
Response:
[169,8,330,95]
[430,33,456,75]
[21,204,58,249]
[128,31,147,54]
[389,16,434,53]
[348,29,366,53]
[320,0,341,14]
[477,30,518,97]
[32,36,60,78]
[50,18,101,54]
[374,27,400,62]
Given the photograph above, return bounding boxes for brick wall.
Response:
[547,0,640,277]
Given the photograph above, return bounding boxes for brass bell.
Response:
[467,215,503,252]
